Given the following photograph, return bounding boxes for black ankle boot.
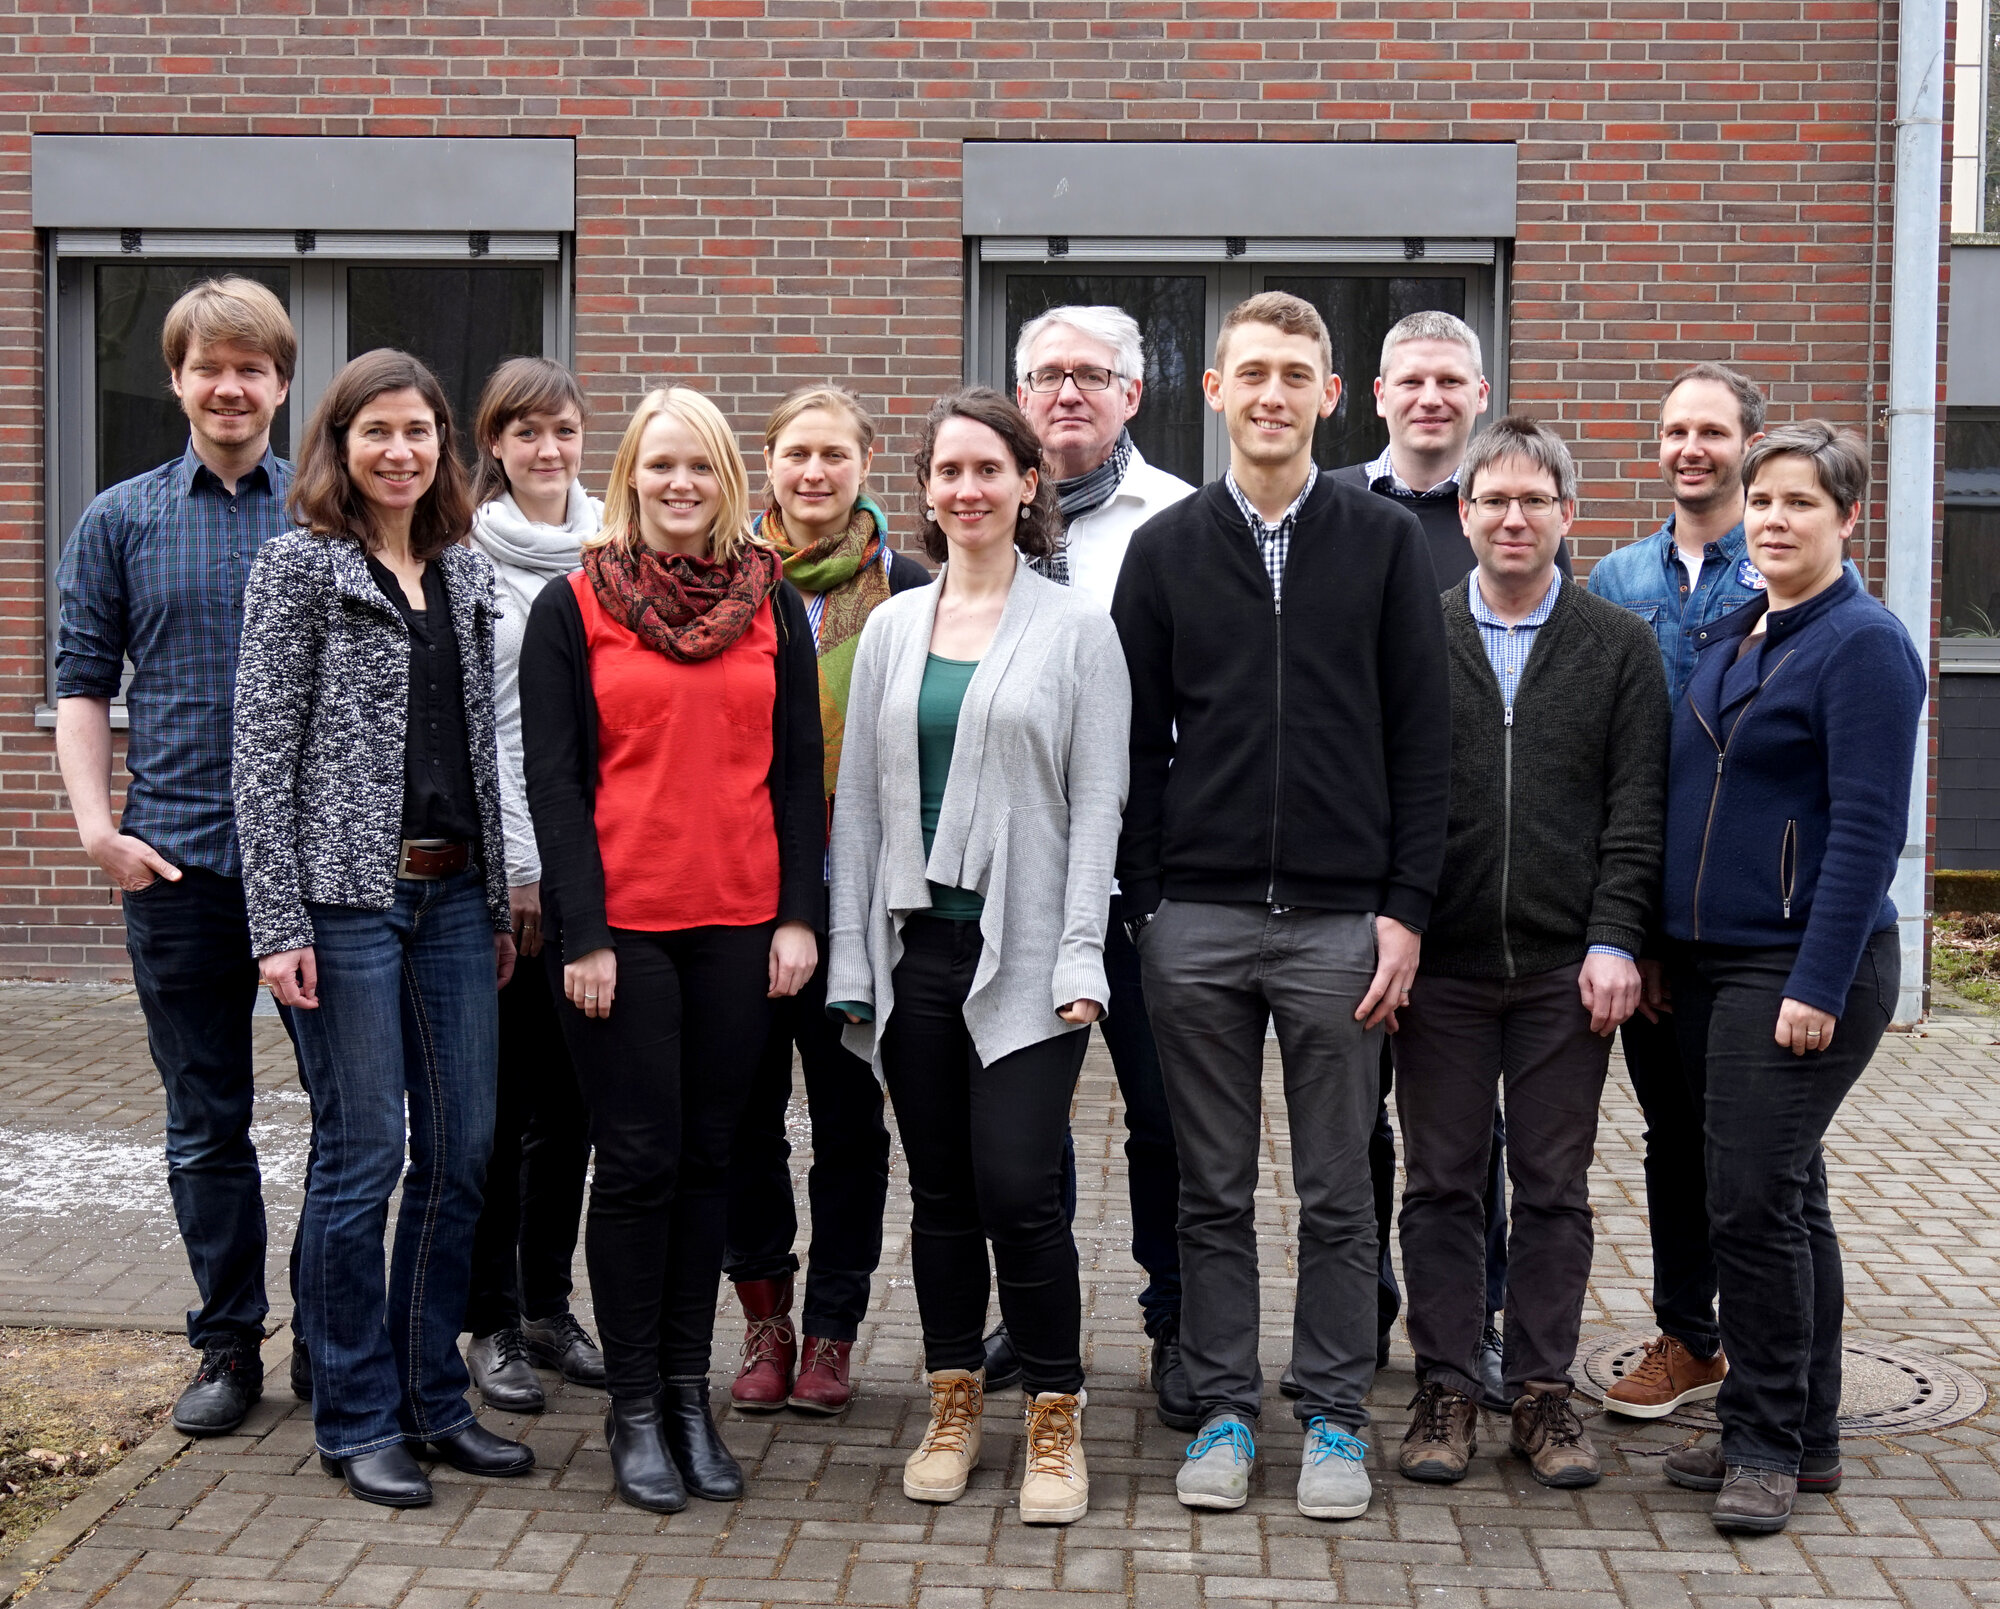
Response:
[661,1376,743,1501]
[605,1397,687,1514]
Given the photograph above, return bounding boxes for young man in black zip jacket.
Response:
[1111,292,1451,1523]
[1391,418,1666,1493]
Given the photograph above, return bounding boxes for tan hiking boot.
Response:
[1603,1335,1726,1419]
[904,1369,984,1503]
[1019,1390,1089,1524]
[1509,1381,1601,1488]
[1397,1380,1478,1484]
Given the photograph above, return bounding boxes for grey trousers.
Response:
[1394,964,1611,1400]
[1139,900,1383,1430]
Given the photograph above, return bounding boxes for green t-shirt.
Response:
[918,653,984,921]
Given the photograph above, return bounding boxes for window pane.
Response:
[1003,274,1208,485]
[95,263,291,492]
[1261,275,1468,472]
[347,267,545,459]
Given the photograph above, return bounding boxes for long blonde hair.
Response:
[592,386,753,563]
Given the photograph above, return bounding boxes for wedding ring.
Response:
[1806,1029,1821,1040]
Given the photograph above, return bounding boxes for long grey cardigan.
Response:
[828,557,1131,1075]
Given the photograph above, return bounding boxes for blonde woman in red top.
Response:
[520,386,823,1515]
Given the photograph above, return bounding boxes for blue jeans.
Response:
[121,868,269,1348]
[288,870,499,1458]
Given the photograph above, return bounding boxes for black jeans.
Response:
[1395,965,1611,1399]
[723,946,890,1341]
[1672,930,1898,1474]
[1099,895,1183,1338]
[121,868,271,1349]
[1618,1005,1719,1358]
[465,951,591,1336]
[555,922,775,1403]
[880,915,1088,1395]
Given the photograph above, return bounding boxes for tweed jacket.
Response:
[827,557,1131,1076]
[233,531,509,958]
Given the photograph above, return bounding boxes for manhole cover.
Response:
[1576,1332,1989,1434]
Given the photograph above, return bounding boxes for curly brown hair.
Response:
[288,349,473,561]
[913,388,1062,565]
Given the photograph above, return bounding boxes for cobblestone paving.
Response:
[3,984,1998,1608]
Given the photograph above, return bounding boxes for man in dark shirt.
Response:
[55,277,298,1436]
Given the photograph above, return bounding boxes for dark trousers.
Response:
[465,952,591,1336]
[880,915,1088,1396]
[1395,964,1611,1399]
[122,868,271,1349]
[1672,931,1897,1474]
[724,947,891,1341]
[1098,895,1183,1338]
[1619,1005,1720,1358]
[556,922,775,1404]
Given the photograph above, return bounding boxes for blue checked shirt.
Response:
[1224,463,1318,606]
[1468,571,1631,964]
[55,443,294,878]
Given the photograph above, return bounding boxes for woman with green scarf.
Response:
[724,386,931,1414]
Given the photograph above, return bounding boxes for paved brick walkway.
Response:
[3,983,1998,1608]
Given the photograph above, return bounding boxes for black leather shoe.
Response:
[981,1324,1022,1393]
[321,1443,432,1507]
[661,1376,743,1501]
[1150,1330,1200,1431]
[289,1338,312,1403]
[1475,1323,1510,1413]
[1279,1362,1303,1400]
[421,1421,535,1477]
[606,1398,687,1513]
[467,1328,546,1413]
[522,1311,608,1390]
[172,1338,264,1436]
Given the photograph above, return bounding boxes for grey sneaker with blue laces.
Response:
[1297,1418,1372,1520]
[1176,1412,1255,1509]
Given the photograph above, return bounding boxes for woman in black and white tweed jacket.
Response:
[233,349,526,1512]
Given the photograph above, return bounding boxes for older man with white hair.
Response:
[976,303,1197,1430]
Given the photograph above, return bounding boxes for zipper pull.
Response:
[1716,754,1724,775]
[1504,705,1514,727]
[1783,897,1792,919]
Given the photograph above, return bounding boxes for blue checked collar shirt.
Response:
[1361,443,1461,499]
[1468,568,1631,964]
[1224,463,1318,606]
[55,442,294,878]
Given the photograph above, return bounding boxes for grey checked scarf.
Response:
[1031,430,1135,586]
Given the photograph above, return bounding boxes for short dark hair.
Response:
[1662,362,1766,438]
[1460,415,1578,505]
[471,357,589,506]
[1741,420,1869,517]
[289,349,473,562]
[1215,290,1332,376]
[913,387,1061,565]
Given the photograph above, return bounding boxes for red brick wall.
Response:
[0,1,1913,979]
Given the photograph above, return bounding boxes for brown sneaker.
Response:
[1397,1380,1478,1484]
[903,1369,984,1503]
[1603,1335,1725,1419]
[1711,1465,1797,1534]
[1018,1391,1089,1524]
[1509,1382,1601,1488]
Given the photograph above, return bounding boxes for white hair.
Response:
[1378,309,1484,380]
[1014,305,1145,385]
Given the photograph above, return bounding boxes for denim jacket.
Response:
[1583,516,1768,705]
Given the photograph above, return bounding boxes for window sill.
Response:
[32,704,128,729]
[1942,642,2000,674]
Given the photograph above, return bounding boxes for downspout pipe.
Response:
[1885,0,1947,1027]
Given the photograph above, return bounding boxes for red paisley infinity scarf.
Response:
[582,538,782,662]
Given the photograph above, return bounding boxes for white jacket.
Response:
[1060,447,1196,613]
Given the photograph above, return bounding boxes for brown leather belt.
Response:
[396,839,471,880]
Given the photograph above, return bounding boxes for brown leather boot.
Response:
[789,1335,854,1414]
[728,1276,797,1411]
[1397,1380,1478,1484]
[1508,1381,1601,1488]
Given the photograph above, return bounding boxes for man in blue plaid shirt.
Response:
[55,277,298,1437]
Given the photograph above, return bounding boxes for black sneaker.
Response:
[290,1337,312,1402]
[1150,1328,1200,1431]
[982,1323,1022,1393]
[172,1337,264,1436]
[522,1311,607,1390]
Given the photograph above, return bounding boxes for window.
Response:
[1945,410,2000,643]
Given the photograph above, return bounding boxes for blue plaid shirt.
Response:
[1468,571,1631,964]
[55,443,294,878]
[1224,464,1319,606]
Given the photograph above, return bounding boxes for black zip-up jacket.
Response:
[1425,577,1668,979]
[519,572,826,963]
[1110,475,1452,929]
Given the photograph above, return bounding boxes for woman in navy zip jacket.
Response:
[1656,422,1924,1535]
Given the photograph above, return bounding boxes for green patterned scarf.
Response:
[756,496,893,797]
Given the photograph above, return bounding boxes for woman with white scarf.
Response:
[462,358,607,1413]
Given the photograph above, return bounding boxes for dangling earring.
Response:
[925,506,937,522]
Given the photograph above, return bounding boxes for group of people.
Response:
[53,273,1925,1540]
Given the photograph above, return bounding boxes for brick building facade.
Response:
[0,2,1940,979]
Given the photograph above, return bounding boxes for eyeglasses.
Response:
[1025,365,1121,393]
[1469,493,1560,516]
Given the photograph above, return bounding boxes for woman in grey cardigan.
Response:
[827,389,1129,1527]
